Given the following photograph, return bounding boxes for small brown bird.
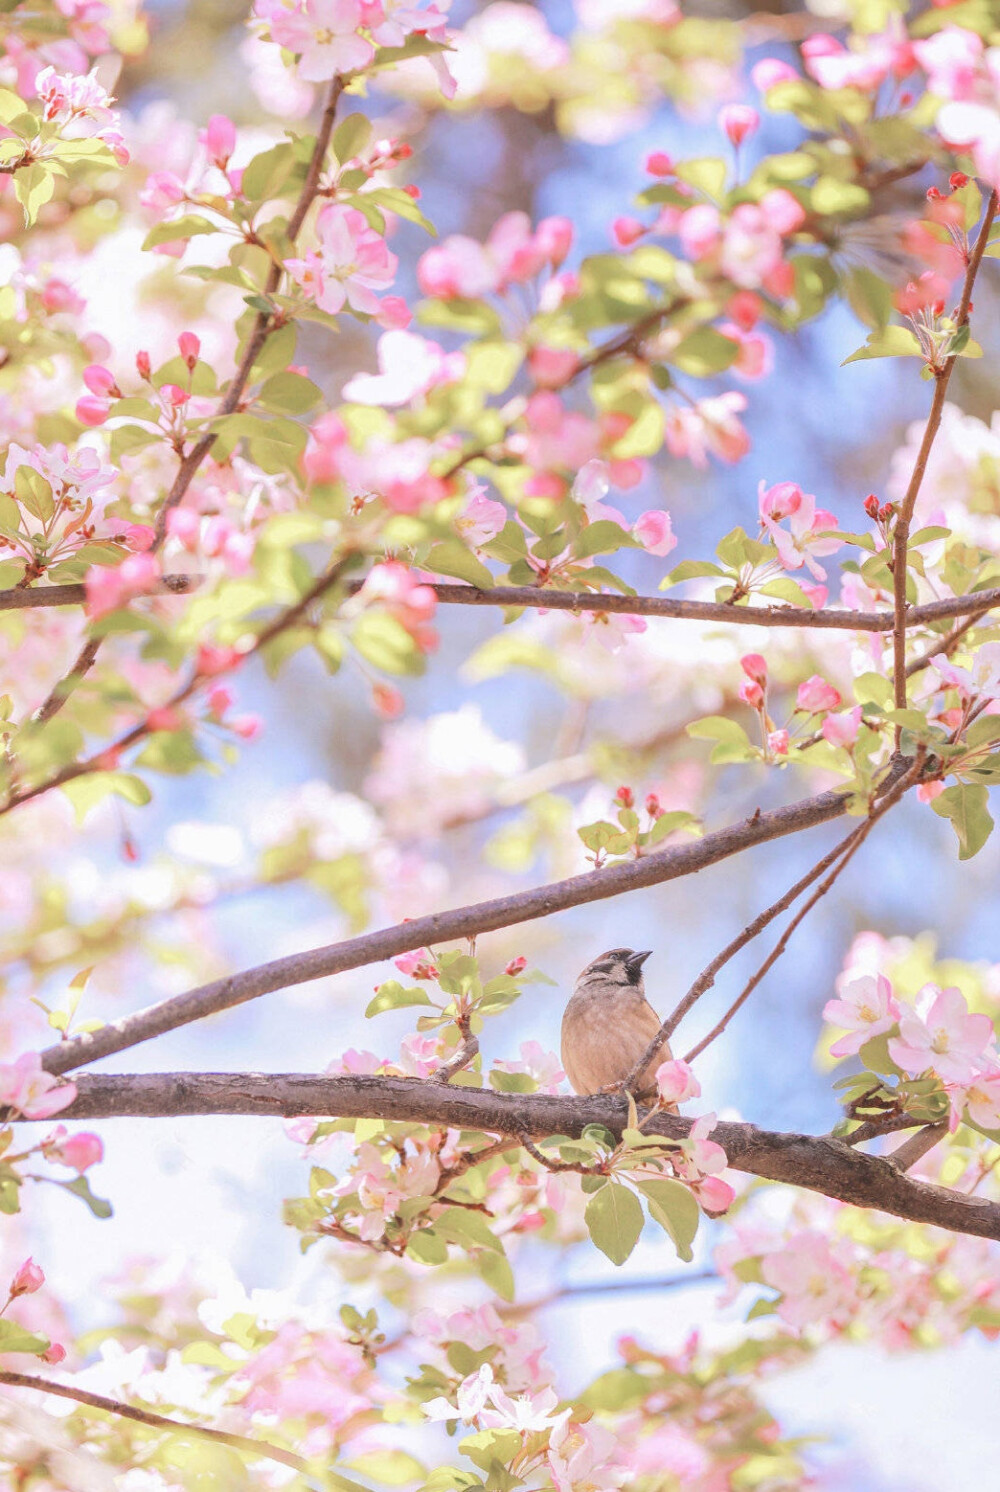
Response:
[561,948,668,1097]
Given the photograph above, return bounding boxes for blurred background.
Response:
[11,0,1000,1485]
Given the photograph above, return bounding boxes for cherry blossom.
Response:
[760,1229,856,1330]
[262,0,376,81]
[286,204,398,316]
[930,642,1000,702]
[824,973,900,1057]
[342,328,465,406]
[759,482,841,580]
[0,1052,76,1120]
[889,984,996,1084]
[655,1058,701,1104]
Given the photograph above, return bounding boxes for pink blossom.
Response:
[719,103,758,147]
[140,171,187,212]
[823,973,900,1057]
[655,1059,701,1105]
[761,485,840,580]
[632,509,676,557]
[178,331,201,366]
[740,652,767,685]
[645,150,674,175]
[195,644,244,676]
[797,675,842,713]
[950,1068,1000,1131]
[418,212,563,299]
[41,1343,66,1365]
[528,346,580,388]
[9,1258,44,1297]
[0,1053,76,1120]
[930,642,1000,701]
[76,394,111,426]
[889,983,996,1084]
[342,329,464,406]
[393,948,439,979]
[719,322,773,380]
[287,204,397,316]
[739,679,764,709]
[548,1419,625,1492]
[761,1230,855,1330]
[266,0,375,81]
[456,486,507,547]
[358,561,437,644]
[376,295,413,329]
[493,1041,565,1095]
[767,728,789,755]
[821,705,863,748]
[664,392,749,468]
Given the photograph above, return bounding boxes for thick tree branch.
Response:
[46,1073,1000,1242]
[40,769,911,1076]
[0,1370,307,1474]
[890,188,999,723]
[0,576,199,611]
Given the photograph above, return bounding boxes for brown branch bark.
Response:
[0,1370,307,1473]
[40,769,912,1077]
[8,576,1000,636]
[890,188,999,724]
[45,1072,1000,1242]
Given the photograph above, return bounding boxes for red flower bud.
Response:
[740,653,767,685]
[136,350,151,380]
[10,1258,43,1297]
[504,956,527,977]
[615,785,634,808]
[645,793,662,818]
[863,493,880,519]
[949,171,969,190]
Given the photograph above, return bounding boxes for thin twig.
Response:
[622,823,867,1093]
[0,1370,307,1473]
[890,189,999,728]
[434,1033,480,1083]
[500,1270,719,1316]
[681,753,925,1063]
[888,1123,949,1173]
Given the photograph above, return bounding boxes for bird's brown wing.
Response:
[634,997,672,1104]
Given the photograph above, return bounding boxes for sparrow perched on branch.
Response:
[560,948,668,1097]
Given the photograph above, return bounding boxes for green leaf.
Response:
[240,142,299,202]
[141,215,218,250]
[662,559,726,586]
[61,772,152,824]
[14,465,53,522]
[425,541,493,588]
[351,611,422,676]
[687,715,755,764]
[669,327,739,378]
[932,782,995,860]
[365,981,433,1017]
[574,520,638,559]
[13,163,56,226]
[584,1181,644,1265]
[57,1174,113,1219]
[0,1319,49,1356]
[843,325,922,364]
[810,176,870,216]
[257,371,322,414]
[333,113,374,164]
[674,156,727,201]
[636,1178,700,1261]
[349,1452,425,1485]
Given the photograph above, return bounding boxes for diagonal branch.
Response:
[40,766,915,1077]
[46,1072,1000,1242]
[890,188,999,723]
[0,1370,307,1474]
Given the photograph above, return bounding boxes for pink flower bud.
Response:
[505,956,528,976]
[10,1258,44,1297]
[372,682,404,719]
[136,350,151,380]
[751,58,799,90]
[697,1176,735,1214]
[195,644,243,677]
[726,290,763,330]
[767,728,789,756]
[42,1343,66,1365]
[230,713,262,740]
[201,113,236,166]
[645,793,662,818]
[146,707,185,733]
[75,395,110,427]
[612,216,645,247]
[535,215,573,267]
[719,104,759,147]
[376,295,413,330]
[178,332,200,367]
[161,383,190,408]
[83,364,120,398]
[740,653,768,685]
[645,151,674,176]
[864,493,880,519]
[615,785,634,808]
[656,1059,701,1105]
[47,1132,103,1172]
[796,674,842,713]
[207,685,234,718]
[739,679,764,709]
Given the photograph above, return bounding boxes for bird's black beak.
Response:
[626,949,652,978]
